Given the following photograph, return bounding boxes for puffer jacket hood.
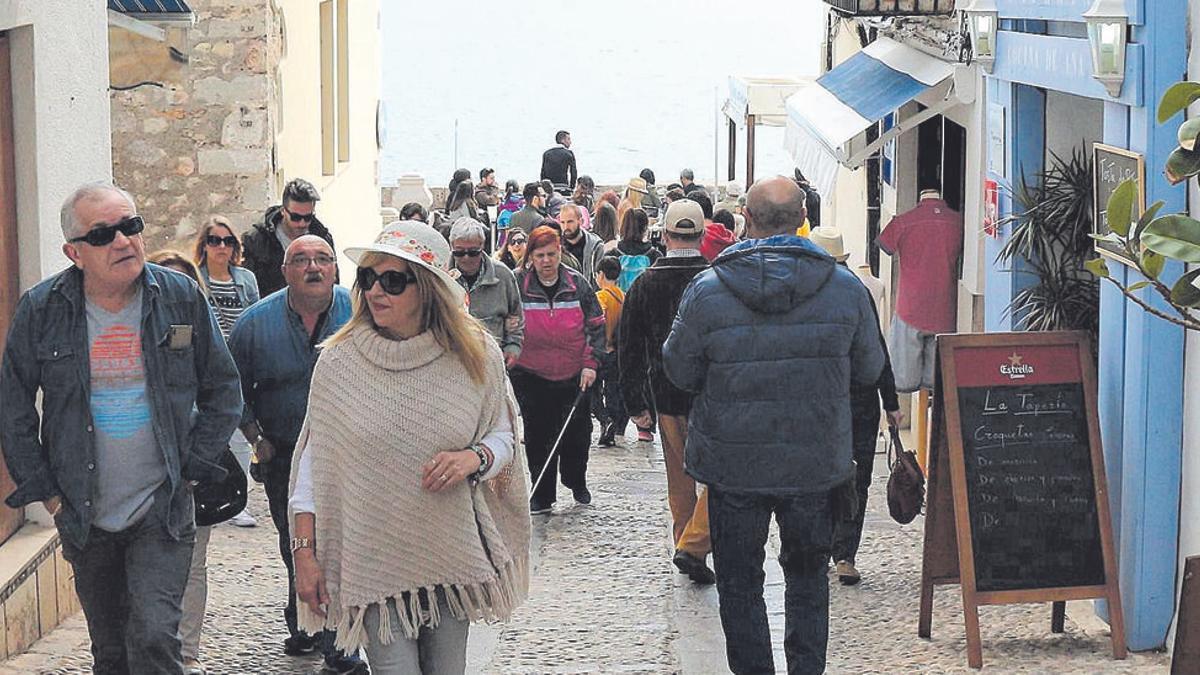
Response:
[712,234,835,314]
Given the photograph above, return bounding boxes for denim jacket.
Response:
[227,286,352,452]
[0,264,244,548]
[199,264,261,309]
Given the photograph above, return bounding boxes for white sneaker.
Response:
[229,511,257,528]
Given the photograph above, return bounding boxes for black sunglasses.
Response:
[284,208,315,223]
[206,234,238,248]
[356,267,417,295]
[69,215,145,246]
[452,249,483,258]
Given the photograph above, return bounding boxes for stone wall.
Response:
[110,0,280,254]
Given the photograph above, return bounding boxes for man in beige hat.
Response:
[620,199,715,585]
[810,225,902,586]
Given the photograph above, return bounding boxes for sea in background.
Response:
[380,0,825,189]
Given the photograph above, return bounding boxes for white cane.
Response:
[529,388,587,496]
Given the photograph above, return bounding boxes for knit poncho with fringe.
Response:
[288,324,530,652]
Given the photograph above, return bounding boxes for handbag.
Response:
[193,447,249,527]
[886,424,925,525]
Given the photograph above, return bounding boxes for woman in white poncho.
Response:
[288,220,530,673]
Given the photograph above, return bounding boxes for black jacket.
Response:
[850,266,899,415]
[241,205,337,297]
[540,146,577,189]
[618,253,709,416]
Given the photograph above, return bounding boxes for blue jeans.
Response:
[708,488,835,675]
[363,592,469,674]
[61,485,195,675]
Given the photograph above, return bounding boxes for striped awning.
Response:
[108,0,192,17]
[785,37,971,169]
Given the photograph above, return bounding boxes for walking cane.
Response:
[529,388,587,496]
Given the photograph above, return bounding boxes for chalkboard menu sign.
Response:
[917,332,1126,669]
[1093,143,1144,266]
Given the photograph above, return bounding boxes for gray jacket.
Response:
[509,206,544,235]
[0,264,243,548]
[567,230,606,289]
[456,255,524,357]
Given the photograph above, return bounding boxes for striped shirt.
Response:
[207,278,246,339]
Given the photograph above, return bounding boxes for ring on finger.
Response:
[440,473,449,481]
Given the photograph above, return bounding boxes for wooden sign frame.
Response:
[1092,143,1145,267]
[917,331,1126,669]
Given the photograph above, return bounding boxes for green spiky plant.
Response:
[995,149,1100,337]
[1084,81,1200,333]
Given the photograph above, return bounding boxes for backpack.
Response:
[617,253,651,292]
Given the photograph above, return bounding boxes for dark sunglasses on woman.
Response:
[206,234,238,248]
[356,267,417,295]
[451,249,482,258]
[69,215,145,246]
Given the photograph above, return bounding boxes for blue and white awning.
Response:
[785,37,974,170]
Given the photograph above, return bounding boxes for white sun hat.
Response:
[344,220,465,301]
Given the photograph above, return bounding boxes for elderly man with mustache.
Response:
[227,234,364,673]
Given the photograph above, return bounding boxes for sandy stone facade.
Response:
[110,0,282,253]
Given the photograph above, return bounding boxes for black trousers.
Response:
[831,405,883,564]
[590,351,628,433]
[511,368,592,505]
[709,488,835,675]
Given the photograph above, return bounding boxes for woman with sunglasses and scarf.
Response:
[494,230,527,271]
[450,219,524,369]
[191,216,261,339]
[288,220,529,673]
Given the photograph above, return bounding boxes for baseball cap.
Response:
[663,199,705,235]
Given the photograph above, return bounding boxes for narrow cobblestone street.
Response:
[1,433,1174,674]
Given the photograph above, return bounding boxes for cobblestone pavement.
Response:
[1,432,1175,674]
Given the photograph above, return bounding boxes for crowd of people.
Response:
[0,127,900,675]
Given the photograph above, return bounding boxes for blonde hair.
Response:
[148,249,207,294]
[191,216,243,268]
[323,252,492,383]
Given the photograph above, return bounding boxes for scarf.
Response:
[289,324,530,652]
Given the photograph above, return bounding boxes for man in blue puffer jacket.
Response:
[663,176,885,675]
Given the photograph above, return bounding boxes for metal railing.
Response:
[824,0,957,16]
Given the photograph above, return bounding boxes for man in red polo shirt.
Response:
[877,189,963,392]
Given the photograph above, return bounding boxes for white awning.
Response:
[785,37,975,170]
[723,76,810,129]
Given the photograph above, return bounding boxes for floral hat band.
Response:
[343,220,466,301]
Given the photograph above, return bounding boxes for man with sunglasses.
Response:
[449,219,524,368]
[0,182,243,672]
[243,178,338,297]
[227,235,364,674]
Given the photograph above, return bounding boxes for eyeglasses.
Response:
[205,234,238,248]
[286,255,336,268]
[69,215,145,246]
[283,207,315,223]
[356,267,417,295]
[452,249,483,258]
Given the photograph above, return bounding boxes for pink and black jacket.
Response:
[513,265,606,383]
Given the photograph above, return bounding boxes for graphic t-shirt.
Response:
[86,289,166,532]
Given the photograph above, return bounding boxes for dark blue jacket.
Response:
[0,264,243,548]
[227,286,352,451]
[663,235,885,495]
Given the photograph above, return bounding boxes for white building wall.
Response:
[274,0,382,283]
[1175,0,1200,651]
[0,4,113,288]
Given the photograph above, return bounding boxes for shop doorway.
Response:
[0,33,25,544]
[917,114,967,211]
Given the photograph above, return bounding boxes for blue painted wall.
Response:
[984,0,1188,650]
